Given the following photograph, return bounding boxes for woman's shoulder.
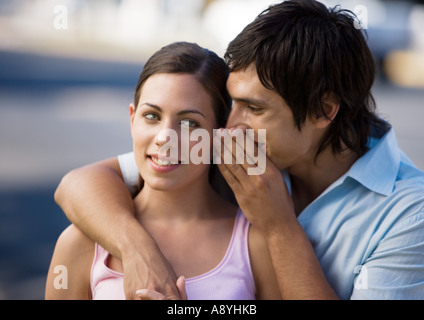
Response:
[55,224,94,255]
[45,224,94,299]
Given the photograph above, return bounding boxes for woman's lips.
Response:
[148,155,181,173]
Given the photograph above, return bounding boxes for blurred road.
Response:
[0,51,423,300]
[0,51,136,299]
[1,52,422,191]
[373,81,424,171]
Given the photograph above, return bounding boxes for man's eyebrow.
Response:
[232,97,270,107]
[140,102,205,118]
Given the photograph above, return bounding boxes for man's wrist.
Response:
[263,216,339,299]
[259,209,298,241]
[116,216,155,262]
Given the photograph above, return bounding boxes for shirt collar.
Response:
[345,126,400,196]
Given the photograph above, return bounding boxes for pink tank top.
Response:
[90,209,256,300]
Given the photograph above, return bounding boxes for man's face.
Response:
[225,64,322,171]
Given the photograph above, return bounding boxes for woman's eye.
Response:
[180,119,199,128]
[144,113,159,121]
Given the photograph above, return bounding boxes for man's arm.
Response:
[219,160,338,299]
[215,132,338,299]
[54,157,180,299]
[249,225,282,299]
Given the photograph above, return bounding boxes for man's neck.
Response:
[288,146,359,216]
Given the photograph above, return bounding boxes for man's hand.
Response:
[213,128,338,299]
[213,128,294,234]
[121,235,181,300]
[135,276,187,300]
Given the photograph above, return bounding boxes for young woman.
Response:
[45,42,281,300]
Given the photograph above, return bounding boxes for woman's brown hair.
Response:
[134,42,231,128]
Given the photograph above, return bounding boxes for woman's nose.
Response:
[155,127,180,146]
[154,121,181,159]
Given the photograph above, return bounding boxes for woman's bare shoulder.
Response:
[45,224,94,299]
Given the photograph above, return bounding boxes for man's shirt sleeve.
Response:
[351,208,424,299]
[117,152,139,197]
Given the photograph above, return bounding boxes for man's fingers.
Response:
[215,128,266,176]
[134,276,187,300]
[176,276,188,300]
[216,161,243,192]
[135,289,167,300]
[220,129,250,173]
[122,251,181,300]
[244,129,267,170]
[232,128,257,167]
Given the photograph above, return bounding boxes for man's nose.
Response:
[226,106,250,131]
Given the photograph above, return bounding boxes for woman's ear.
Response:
[129,103,136,130]
[316,92,340,129]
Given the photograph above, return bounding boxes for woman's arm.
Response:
[54,157,180,299]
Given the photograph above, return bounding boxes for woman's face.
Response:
[130,73,217,191]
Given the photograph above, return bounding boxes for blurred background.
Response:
[0,0,423,299]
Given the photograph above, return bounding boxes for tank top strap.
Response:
[231,208,251,261]
[227,208,255,287]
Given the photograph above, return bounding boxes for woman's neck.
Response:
[133,178,221,222]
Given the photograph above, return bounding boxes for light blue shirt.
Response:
[294,127,424,299]
[118,127,424,300]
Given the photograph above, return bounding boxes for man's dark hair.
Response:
[225,0,389,156]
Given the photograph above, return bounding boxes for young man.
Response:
[54,0,424,299]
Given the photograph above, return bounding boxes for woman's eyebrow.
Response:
[141,102,206,119]
[141,102,161,111]
[177,110,205,119]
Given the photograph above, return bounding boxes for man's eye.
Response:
[144,113,159,121]
[247,105,261,113]
[180,119,199,128]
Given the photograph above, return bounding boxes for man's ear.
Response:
[316,92,340,129]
